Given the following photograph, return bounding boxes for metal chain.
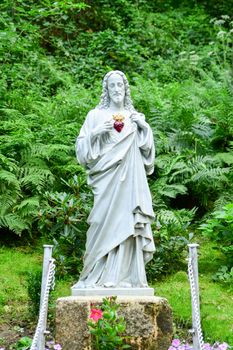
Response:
[30,258,56,350]
[188,257,205,350]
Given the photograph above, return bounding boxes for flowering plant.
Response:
[90,308,103,322]
[45,340,62,350]
[168,338,192,350]
[169,339,230,350]
[88,296,130,350]
[0,339,62,350]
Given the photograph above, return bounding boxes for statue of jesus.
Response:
[75,70,155,289]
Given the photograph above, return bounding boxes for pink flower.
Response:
[172,339,181,347]
[180,345,187,350]
[204,343,212,350]
[54,344,62,350]
[168,347,177,350]
[90,308,103,322]
[218,343,229,350]
[184,344,193,350]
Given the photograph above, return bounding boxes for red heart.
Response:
[114,121,124,132]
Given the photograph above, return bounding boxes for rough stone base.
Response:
[56,295,173,350]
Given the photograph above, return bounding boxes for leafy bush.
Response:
[11,336,32,350]
[146,209,194,280]
[26,270,42,318]
[0,78,95,236]
[38,175,92,277]
[199,203,233,284]
[212,266,233,288]
[199,203,233,267]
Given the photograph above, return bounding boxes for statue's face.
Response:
[107,73,125,105]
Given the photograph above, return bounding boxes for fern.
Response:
[0,213,29,235]
[186,155,214,173]
[14,196,40,218]
[214,152,233,165]
[0,194,19,215]
[156,209,182,226]
[18,167,55,193]
[0,170,21,192]
[189,167,229,186]
[30,144,74,161]
[213,189,233,211]
[158,184,188,198]
[20,173,55,193]
[168,162,191,182]
[0,154,18,171]
[156,207,196,231]
[151,177,188,199]
[191,116,213,139]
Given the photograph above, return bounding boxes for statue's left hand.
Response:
[130,113,147,128]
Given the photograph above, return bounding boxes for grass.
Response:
[0,245,74,322]
[0,246,42,323]
[153,239,233,346]
[0,245,75,348]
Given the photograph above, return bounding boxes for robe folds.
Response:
[75,108,156,288]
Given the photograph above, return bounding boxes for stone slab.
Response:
[71,285,155,296]
[56,295,173,350]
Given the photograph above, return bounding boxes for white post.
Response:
[188,243,201,350]
[38,245,53,350]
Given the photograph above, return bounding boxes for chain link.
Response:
[188,256,205,350]
[30,258,56,350]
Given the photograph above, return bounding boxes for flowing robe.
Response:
[75,108,155,288]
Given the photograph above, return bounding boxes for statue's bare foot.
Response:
[118,282,132,288]
[135,283,148,288]
[85,284,97,288]
[103,282,116,288]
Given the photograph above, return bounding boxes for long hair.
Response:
[97,70,135,111]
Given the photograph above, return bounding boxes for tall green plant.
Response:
[199,203,233,268]
[38,175,92,277]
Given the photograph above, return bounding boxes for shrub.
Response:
[199,203,233,267]
[146,209,194,281]
[199,203,233,285]
[26,270,42,318]
[38,175,92,277]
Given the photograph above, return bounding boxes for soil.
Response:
[0,322,34,350]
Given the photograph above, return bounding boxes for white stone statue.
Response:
[74,70,155,289]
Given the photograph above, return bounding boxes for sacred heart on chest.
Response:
[113,114,125,133]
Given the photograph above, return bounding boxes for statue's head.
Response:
[97,70,135,111]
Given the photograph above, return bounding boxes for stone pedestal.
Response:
[56,295,173,350]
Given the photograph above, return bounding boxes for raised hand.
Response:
[130,113,147,128]
[91,120,113,139]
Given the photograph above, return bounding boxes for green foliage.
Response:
[1,0,233,287]
[11,336,32,350]
[212,266,233,288]
[38,175,92,277]
[146,209,195,280]
[0,78,95,236]
[88,296,130,350]
[199,203,233,269]
[26,270,42,318]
